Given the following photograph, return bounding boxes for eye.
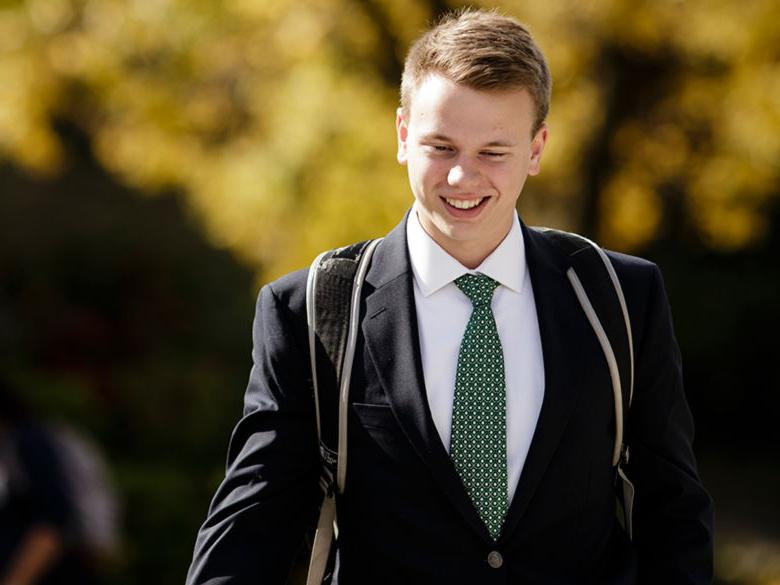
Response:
[481,151,508,159]
[423,143,453,154]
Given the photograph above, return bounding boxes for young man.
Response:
[187,9,714,584]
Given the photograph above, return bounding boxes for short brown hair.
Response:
[400,8,552,133]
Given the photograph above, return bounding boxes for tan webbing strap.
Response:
[305,494,336,585]
[304,238,382,584]
[617,464,635,539]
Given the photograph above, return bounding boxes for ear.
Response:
[527,123,548,176]
[396,108,409,165]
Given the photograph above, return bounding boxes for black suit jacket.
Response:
[186,217,714,585]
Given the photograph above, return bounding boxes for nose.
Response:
[447,160,481,189]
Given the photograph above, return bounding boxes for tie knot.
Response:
[455,273,499,307]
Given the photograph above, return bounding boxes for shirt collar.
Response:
[406,203,527,297]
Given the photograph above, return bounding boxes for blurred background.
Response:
[0,0,777,583]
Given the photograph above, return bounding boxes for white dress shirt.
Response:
[406,205,545,501]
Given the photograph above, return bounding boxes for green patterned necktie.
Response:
[450,273,508,541]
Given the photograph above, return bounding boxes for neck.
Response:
[448,239,500,270]
[430,219,513,270]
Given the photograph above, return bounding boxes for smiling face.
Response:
[397,74,547,268]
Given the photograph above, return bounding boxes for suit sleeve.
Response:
[628,264,714,584]
[186,281,322,585]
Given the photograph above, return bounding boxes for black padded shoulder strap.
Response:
[305,239,381,585]
[533,227,634,466]
[535,227,637,537]
[306,239,381,486]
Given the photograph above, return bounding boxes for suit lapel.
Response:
[499,223,591,543]
[361,216,493,542]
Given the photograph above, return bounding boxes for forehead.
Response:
[407,74,535,140]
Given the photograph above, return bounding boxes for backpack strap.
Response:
[304,238,382,585]
[534,227,636,537]
[304,227,636,570]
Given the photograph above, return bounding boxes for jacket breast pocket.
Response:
[350,402,423,470]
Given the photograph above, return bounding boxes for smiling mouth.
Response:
[444,197,487,210]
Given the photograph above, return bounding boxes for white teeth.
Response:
[445,197,484,209]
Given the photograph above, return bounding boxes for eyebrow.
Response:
[419,133,516,148]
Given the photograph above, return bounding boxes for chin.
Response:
[441,227,478,245]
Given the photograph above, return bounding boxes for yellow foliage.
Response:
[0,0,779,282]
[717,537,780,585]
[600,171,661,251]
[0,52,64,174]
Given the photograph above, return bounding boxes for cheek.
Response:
[497,165,529,192]
[410,157,444,185]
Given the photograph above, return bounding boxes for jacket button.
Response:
[487,550,503,569]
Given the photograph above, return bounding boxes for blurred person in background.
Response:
[187,8,713,584]
[0,378,118,585]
